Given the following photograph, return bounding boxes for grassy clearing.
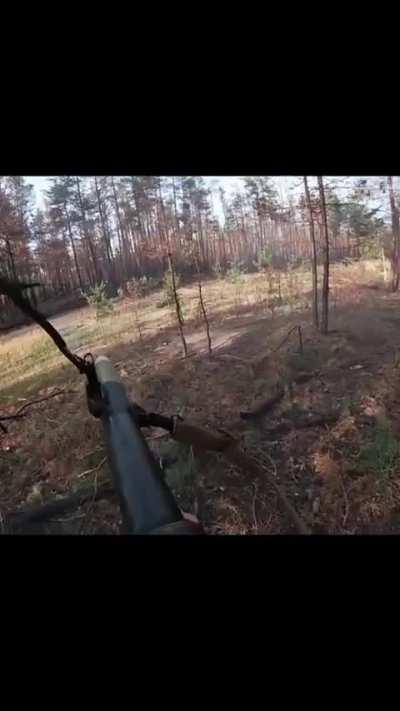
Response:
[0,258,387,394]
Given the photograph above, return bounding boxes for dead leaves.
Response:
[0,432,24,452]
[361,397,387,425]
[331,415,357,441]
[312,451,341,481]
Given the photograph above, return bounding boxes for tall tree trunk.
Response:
[303,177,319,329]
[130,178,146,254]
[5,238,17,281]
[93,177,118,294]
[61,229,74,290]
[172,177,180,237]
[94,177,113,265]
[64,204,83,290]
[388,176,400,292]
[111,177,129,288]
[157,179,171,252]
[75,177,101,283]
[167,252,187,357]
[220,226,227,268]
[317,176,330,334]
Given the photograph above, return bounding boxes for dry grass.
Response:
[3,257,400,534]
[0,258,386,393]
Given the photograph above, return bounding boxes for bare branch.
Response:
[273,325,303,353]
[0,389,76,426]
[0,276,92,376]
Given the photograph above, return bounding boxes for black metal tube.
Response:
[94,356,184,534]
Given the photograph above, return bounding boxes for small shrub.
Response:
[361,239,383,260]
[127,278,143,298]
[212,263,225,280]
[127,275,157,298]
[83,282,114,319]
[254,283,267,309]
[359,423,400,485]
[254,247,273,272]
[227,265,245,284]
[267,295,281,319]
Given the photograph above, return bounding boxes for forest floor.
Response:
[2,258,400,535]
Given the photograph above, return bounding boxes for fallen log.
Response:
[266,412,339,436]
[292,371,317,385]
[240,385,285,421]
[3,481,116,533]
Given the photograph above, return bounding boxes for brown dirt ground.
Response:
[2,260,400,534]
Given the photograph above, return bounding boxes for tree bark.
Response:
[171,176,180,237]
[5,238,17,281]
[75,177,101,284]
[111,177,129,286]
[167,252,187,357]
[303,177,319,329]
[317,176,330,334]
[94,177,113,265]
[388,176,400,291]
[196,259,212,353]
[64,202,83,290]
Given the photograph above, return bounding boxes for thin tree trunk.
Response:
[94,177,118,294]
[317,176,330,334]
[167,252,187,357]
[5,238,17,281]
[94,177,113,265]
[61,229,74,290]
[303,176,319,329]
[172,176,180,237]
[75,177,101,283]
[64,204,83,290]
[130,179,146,273]
[195,257,212,354]
[388,176,400,292]
[111,177,129,288]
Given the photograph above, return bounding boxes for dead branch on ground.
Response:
[0,389,76,431]
[273,324,304,354]
[240,385,285,421]
[77,456,107,479]
[265,412,339,436]
[2,481,116,533]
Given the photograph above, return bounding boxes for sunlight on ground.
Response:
[1,259,384,395]
[3,258,400,535]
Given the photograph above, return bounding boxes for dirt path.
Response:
[0,305,92,344]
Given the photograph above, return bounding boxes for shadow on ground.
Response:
[3,281,400,534]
